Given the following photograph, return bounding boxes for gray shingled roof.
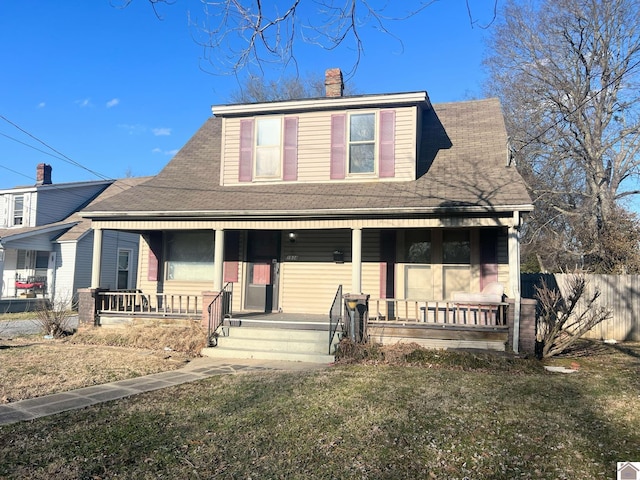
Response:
[0,178,150,244]
[82,98,532,218]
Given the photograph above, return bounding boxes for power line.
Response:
[0,114,113,182]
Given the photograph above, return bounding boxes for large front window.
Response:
[255,117,281,178]
[403,230,432,299]
[349,113,375,173]
[166,231,214,281]
[443,230,471,300]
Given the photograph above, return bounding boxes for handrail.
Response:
[97,291,200,316]
[369,297,508,326]
[207,283,233,347]
[328,284,343,354]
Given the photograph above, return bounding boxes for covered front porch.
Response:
[82,211,531,356]
[79,285,523,357]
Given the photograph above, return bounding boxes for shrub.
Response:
[535,275,612,358]
[34,298,75,338]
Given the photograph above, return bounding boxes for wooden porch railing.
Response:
[97,290,201,317]
[369,298,508,327]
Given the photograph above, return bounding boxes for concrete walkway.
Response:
[0,357,329,426]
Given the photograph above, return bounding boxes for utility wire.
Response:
[0,114,113,182]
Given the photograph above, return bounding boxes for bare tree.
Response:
[229,72,356,103]
[535,275,611,358]
[485,0,640,272]
[115,1,496,76]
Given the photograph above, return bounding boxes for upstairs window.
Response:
[13,195,24,226]
[255,117,282,178]
[331,109,395,179]
[348,113,376,174]
[238,116,298,182]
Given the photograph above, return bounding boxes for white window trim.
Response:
[116,248,133,290]
[10,194,24,227]
[347,110,378,176]
[253,116,283,180]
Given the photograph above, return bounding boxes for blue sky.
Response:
[0,1,497,188]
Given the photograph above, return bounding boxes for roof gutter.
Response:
[212,92,431,117]
[80,204,534,220]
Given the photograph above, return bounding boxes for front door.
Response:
[244,230,280,312]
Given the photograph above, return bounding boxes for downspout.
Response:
[508,211,522,353]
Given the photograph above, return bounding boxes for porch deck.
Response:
[223,312,331,331]
[91,290,510,352]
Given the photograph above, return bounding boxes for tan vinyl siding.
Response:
[137,239,156,294]
[278,229,380,314]
[220,106,417,185]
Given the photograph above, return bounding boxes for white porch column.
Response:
[352,227,362,294]
[508,211,522,353]
[213,229,225,292]
[91,228,103,288]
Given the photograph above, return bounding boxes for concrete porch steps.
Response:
[202,323,341,364]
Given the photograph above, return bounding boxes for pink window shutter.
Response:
[283,117,299,181]
[239,119,254,182]
[330,114,346,179]
[379,110,396,178]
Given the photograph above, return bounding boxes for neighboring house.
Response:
[0,164,144,310]
[80,68,534,354]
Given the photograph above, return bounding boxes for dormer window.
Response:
[255,117,282,178]
[349,113,376,174]
[238,116,299,182]
[331,109,396,180]
[13,195,24,226]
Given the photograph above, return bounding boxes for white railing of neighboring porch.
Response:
[369,298,508,327]
[97,290,201,317]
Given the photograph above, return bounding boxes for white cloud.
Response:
[152,127,171,136]
[106,98,120,108]
[76,98,92,108]
[37,102,46,108]
[118,124,146,135]
[152,148,179,156]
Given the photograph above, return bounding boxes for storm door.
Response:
[244,230,280,312]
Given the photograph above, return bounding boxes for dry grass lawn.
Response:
[0,340,638,479]
[0,321,207,403]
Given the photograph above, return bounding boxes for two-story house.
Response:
[80,69,534,355]
[0,164,143,311]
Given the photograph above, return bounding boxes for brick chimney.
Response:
[325,68,344,97]
[36,163,52,185]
